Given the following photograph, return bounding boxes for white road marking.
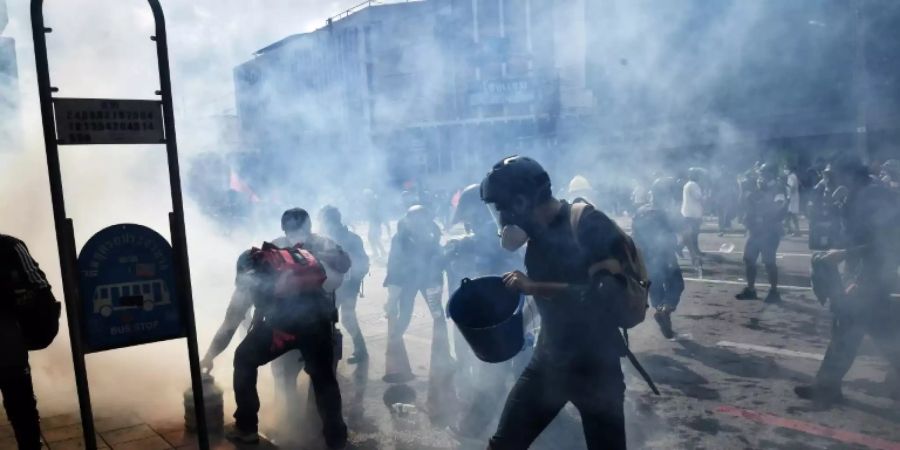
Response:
[685,277,900,298]
[684,277,812,291]
[702,250,813,258]
[716,341,824,361]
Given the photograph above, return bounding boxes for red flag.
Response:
[229,169,261,203]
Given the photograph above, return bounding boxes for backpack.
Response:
[15,287,61,350]
[570,201,659,395]
[250,242,327,299]
[570,202,650,329]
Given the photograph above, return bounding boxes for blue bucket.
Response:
[448,276,525,363]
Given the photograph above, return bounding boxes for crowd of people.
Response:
[1,153,898,450]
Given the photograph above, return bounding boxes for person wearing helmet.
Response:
[480,156,631,450]
[796,156,900,405]
[382,205,451,387]
[444,184,531,441]
[319,205,371,364]
[736,163,787,303]
[632,179,685,339]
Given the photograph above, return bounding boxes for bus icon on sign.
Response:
[92,279,171,318]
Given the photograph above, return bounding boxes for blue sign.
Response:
[77,224,184,352]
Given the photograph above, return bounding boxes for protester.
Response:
[201,208,351,448]
[382,205,450,382]
[480,155,636,450]
[0,235,55,450]
[363,189,390,261]
[319,205,370,364]
[633,179,685,339]
[785,165,801,236]
[795,157,900,405]
[736,163,787,303]
[444,184,530,441]
[681,168,705,268]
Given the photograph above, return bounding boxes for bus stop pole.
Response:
[148,2,210,448]
[30,1,97,448]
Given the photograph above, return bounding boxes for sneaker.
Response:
[653,309,675,339]
[794,384,843,405]
[764,290,782,304]
[348,352,369,364]
[225,425,260,445]
[735,287,758,300]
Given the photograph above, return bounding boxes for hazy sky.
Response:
[5,0,361,118]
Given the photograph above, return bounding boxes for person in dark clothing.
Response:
[319,205,371,364]
[795,158,900,405]
[480,156,630,450]
[363,189,390,260]
[0,235,49,450]
[444,184,530,441]
[736,163,787,303]
[632,179,685,339]
[201,209,351,448]
[382,205,455,423]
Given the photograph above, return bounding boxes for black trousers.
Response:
[233,320,346,445]
[0,364,41,450]
[647,253,684,310]
[489,359,626,450]
[816,297,900,391]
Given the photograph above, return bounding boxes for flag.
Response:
[229,169,261,203]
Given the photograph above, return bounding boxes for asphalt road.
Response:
[267,218,900,450]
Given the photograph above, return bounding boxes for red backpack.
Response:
[250,242,327,299]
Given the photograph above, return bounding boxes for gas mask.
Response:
[487,198,534,252]
[500,225,529,251]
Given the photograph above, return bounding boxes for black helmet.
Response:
[319,205,342,226]
[452,184,491,225]
[480,156,552,209]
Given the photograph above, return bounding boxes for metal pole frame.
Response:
[30,2,209,449]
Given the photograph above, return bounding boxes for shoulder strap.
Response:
[569,202,589,247]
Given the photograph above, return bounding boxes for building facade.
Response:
[233,0,900,196]
[0,0,19,152]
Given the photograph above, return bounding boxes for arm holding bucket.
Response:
[502,271,571,298]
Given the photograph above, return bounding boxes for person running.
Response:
[480,156,633,450]
[633,179,685,339]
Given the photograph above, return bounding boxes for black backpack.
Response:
[15,287,61,350]
[2,235,61,350]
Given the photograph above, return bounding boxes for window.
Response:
[111,287,120,300]
[100,288,108,298]
[142,284,151,294]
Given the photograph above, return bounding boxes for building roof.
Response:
[253,0,427,56]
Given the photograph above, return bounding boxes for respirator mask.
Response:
[486,199,532,252]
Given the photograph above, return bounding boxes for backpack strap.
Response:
[569,201,660,396]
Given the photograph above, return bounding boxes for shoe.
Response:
[347,352,369,364]
[794,385,843,405]
[654,309,675,339]
[225,425,260,445]
[735,287,758,300]
[764,290,782,303]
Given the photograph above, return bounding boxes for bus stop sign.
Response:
[77,224,184,353]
